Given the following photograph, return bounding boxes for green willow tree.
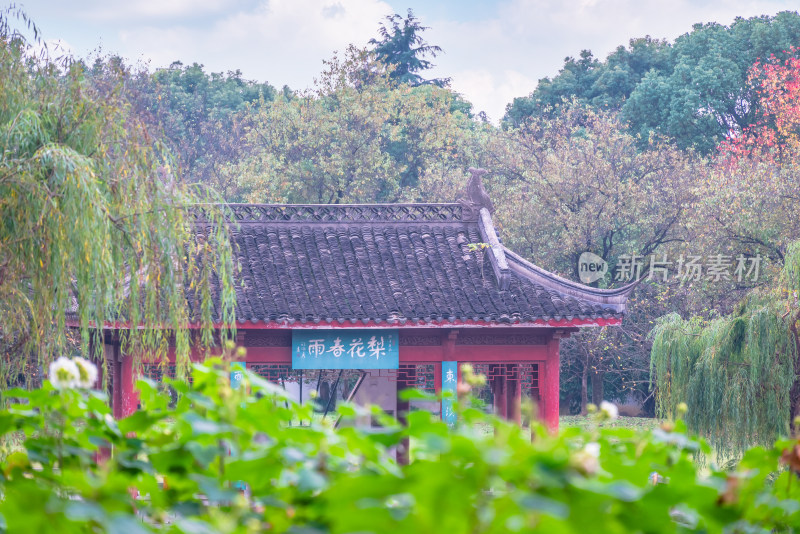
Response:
[650,242,800,458]
[0,10,237,384]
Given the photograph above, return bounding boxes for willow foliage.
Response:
[0,10,237,384]
[650,244,800,458]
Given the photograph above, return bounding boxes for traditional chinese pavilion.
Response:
[103,169,631,432]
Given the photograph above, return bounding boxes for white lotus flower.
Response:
[573,442,601,475]
[49,356,79,389]
[599,401,619,420]
[73,357,98,389]
[584,442,601,458]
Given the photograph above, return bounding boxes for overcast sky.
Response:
[17,0,799,121]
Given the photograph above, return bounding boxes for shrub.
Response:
[0,359,799,532]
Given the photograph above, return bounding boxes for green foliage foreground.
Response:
[2,361,800,533]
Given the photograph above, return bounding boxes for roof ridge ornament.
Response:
[461,167,494,215]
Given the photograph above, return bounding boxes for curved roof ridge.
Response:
[503,248,636,309]
[195,203,481,225]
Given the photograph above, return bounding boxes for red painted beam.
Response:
[218,345,551,365]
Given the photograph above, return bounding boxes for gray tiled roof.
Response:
[200,203,630,326]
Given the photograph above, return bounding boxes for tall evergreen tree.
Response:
[369,9,449,87]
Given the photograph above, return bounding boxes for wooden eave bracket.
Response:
[478,208,511,291]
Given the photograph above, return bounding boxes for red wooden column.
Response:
[111,343,139,419]
[543,336,561,432]
[442,329,458,363]
[433,363,442,396]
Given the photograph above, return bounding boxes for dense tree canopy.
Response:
[624,11,800,153]
[485,104,697,410]
[504,37,670,126]
[233,47,479,204]
[6,5,800,445]
[506,11,800,154]
[86,59,278,199]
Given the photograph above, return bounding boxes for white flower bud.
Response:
[584,442,601,458]
[73,357,98,389]
[599,401,619,420]
[572,442,601,475]
[49,356,79,389]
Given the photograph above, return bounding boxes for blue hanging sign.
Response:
[442,361,458,426]
[292,329,399,370]
[230,362,246,389]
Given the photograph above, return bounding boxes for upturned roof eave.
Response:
[503,248,635,312]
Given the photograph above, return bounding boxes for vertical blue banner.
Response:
[229,361,249,493]
[230,362,246,389]
[442,361,458,426]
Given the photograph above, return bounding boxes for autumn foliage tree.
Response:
[650,51,800,456]
[486,104,698,411]
[696,49,800,264]
[719,47,800,160]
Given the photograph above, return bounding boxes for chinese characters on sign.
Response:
[613,253,764,283]
[230,362,245,389]
[292,329,399,369]
[442,361,458,427]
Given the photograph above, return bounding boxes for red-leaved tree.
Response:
[719,48,800,161]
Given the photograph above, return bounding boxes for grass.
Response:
[470,415,659,436]
[560,415,659,431]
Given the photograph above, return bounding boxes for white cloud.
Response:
[416,0,796,120]
[114,0,393,89]
[27,0,799,121]
[450,68,537,122]
[83,0,245,21]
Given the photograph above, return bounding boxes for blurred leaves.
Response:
[1,359,800,532]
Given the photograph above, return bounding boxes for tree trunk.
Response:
[580,360,589,415]
[591,370,605,406]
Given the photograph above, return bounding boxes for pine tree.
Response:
[369,9,449,88]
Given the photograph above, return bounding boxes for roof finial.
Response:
[464,167,494,214]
